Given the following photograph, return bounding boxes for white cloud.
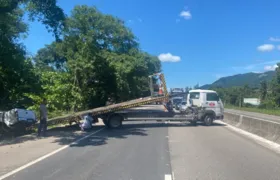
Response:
[180,11,192,20]
[264,64,278,71]
[269,37,280,42]
[232,60,280,71]
[127,18,143,24]
[158,53,181,62]
[257,44,275,52]
[127,20,134,23]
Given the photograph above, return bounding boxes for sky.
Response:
[23,0,280,88]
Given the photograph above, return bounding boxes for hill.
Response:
[200,71,276,89]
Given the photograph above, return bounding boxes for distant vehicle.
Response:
[1,108,37,131]
[170,88,185,98]
[170,88,184,94]
[179,101,187,112]
[175,102,181,110]
[172,97,183,108]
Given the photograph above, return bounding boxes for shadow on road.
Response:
[0,124,85,146]
[0,121,226,147]
[123,121,226,128]
[57,122,226,148]
[68,126,149,147]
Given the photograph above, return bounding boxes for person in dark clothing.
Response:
[38,98,48,137]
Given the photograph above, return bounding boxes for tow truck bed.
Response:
[47,96,169,126]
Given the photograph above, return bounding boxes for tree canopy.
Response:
[0,4,161,116]
[0,0,65,110]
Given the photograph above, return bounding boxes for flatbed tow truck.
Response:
[47,73,224,128]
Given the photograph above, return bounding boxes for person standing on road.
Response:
[38,98,48,137]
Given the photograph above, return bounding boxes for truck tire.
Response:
[204,115,213,126]
[107,115,123,128]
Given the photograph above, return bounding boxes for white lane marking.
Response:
[0,128,105,180]
[165,174,173,180]
[172,171,175,180]
[217,120,280,154]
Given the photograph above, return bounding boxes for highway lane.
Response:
[5,122,172,180]
[4,121,280,180]
[225,108,280,123]
[169,122,280,180]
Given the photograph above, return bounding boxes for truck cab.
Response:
[187,89,224,124]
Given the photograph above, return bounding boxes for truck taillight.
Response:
[209,102,215,107]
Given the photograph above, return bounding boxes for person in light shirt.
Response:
[80,113,93,131]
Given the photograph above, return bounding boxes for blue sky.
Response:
[24,0,280,88]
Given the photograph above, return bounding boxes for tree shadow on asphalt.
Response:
[0,124,84,146]
[0,121,226,147]
[58,122,226,148]
[64,124,150,147]
[0,131,37,146]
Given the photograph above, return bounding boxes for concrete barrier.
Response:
[224,112,280,144]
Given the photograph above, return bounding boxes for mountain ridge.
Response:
[200,71,276,89]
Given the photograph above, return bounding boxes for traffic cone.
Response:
[159,85,163,95]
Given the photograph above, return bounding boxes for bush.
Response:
[258,99,278,109]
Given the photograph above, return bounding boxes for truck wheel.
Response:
[108,115,123,128]
[204,115,213,126]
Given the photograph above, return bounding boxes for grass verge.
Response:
[225,105,280,116]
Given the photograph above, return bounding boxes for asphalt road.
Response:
[4,121,280,180]
[225,108,280,123]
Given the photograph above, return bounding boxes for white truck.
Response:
[112,89,224,126]
[45,73,225,128]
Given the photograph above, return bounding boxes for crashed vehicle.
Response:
[0,108,36,132]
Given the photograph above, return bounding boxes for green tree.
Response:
[33,5,161,112]
[260,81,268,101]
[0,0,65,110]
[271,63,280,106]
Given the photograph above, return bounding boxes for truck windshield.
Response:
[173,99,182,104]
[190,92,200,99]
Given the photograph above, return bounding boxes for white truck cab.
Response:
[187,89,224,123]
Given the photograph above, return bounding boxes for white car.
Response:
[3,108,37,128]
[179,101,187,112]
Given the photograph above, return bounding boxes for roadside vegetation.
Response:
[225,105,280,116]
[0,1,161,118]
[210,68,280,116]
